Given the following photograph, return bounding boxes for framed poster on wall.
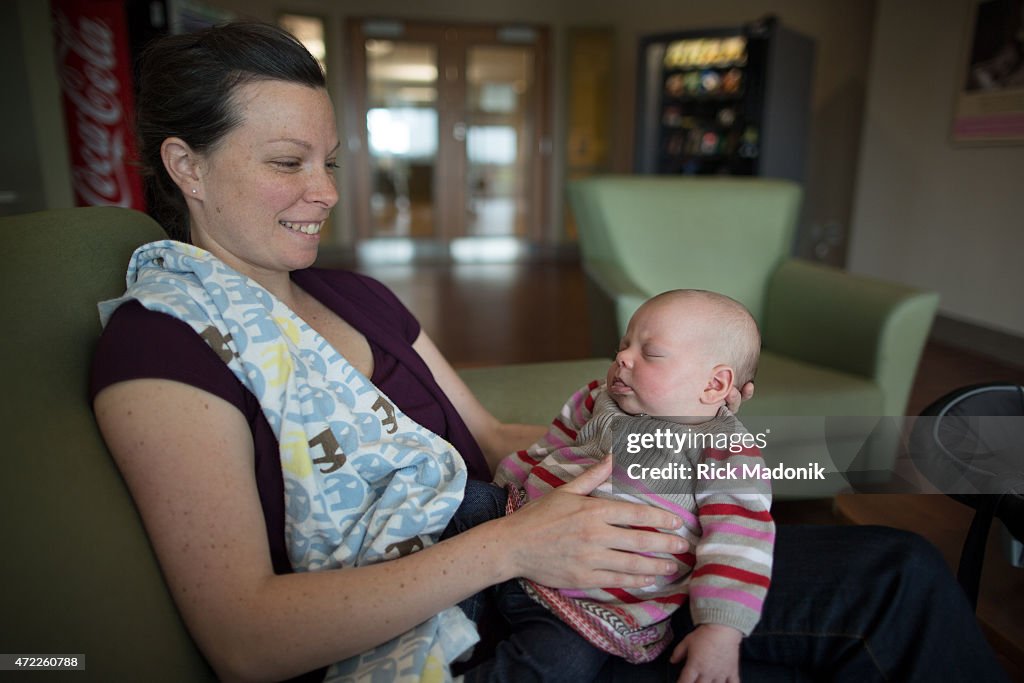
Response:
[952,0,1024,144]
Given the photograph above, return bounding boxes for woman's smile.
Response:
[279,220,325,236]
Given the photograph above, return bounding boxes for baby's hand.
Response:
[725,381,754,413]
[670,623,743,683]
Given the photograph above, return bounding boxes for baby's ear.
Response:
[700,365,735,405]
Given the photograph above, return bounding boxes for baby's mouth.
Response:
[609,377,632,392]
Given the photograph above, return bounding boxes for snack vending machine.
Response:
[634,17,814,181]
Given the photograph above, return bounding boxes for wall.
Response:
[171,0,877,257]
[11,1,875,263]
[1,0,73,216]
[590,0,877,264]
[849,0,1024,340]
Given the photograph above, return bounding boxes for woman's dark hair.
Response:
[135,23,326,241]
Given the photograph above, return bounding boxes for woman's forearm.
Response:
[208,462,691,682]
[208,519,516,682]
[95,380,516,683]
[97,380,685,683]
[479,421,548,472]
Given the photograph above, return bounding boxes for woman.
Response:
[93,23,689,682]
[92,23,1006,683]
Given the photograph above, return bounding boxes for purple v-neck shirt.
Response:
[90,268,490,577]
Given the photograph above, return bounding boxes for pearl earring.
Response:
[192,188,197,194]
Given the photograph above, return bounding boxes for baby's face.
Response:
[606,297,716,418]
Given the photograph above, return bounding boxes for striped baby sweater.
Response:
[494,381,775,663]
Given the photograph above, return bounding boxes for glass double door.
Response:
[345,20,549,245]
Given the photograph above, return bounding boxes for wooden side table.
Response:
[834,493,1024,682]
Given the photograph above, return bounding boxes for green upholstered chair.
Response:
[0,206,608,678]
[458,358,609,425]
[0,207,218,680]
[568,176,939,496]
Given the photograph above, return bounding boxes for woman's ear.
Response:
[160,137,203,199]
[700,365,735,405]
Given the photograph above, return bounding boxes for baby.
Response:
[495,289,774,682]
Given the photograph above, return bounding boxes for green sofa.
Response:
[0,206,607,680]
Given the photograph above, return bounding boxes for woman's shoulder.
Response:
[90,300,250,413]
[94,299,201,365]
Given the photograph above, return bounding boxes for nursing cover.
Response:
[99,240,477,682]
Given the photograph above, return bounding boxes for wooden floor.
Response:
[351,256,1024,524]
[351,256,1024,676]
[354,258,1024,409]
[356,260,593,368]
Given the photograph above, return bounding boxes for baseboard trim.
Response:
[930,314,1024,370]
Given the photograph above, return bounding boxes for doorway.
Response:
[344,19,550,255]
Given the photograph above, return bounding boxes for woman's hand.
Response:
[495,456,688,589]
[725,381,755,413]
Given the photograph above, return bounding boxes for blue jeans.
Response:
[443,481,609,682]
[686,524,1009,683]
[446,481,1009,682]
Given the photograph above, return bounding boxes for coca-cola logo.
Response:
[54,8,136,208]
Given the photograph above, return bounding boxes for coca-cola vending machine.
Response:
[51,0,145,210]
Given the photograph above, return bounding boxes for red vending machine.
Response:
[50,0,231,212]
[634,17,814,182]
[51,0,145,210]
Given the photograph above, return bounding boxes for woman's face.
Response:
[188,79,339,280]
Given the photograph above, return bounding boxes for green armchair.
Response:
[0,206,606,678]
[0,207,217,680]
[567,176,939,495]
[568,175,938,417]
